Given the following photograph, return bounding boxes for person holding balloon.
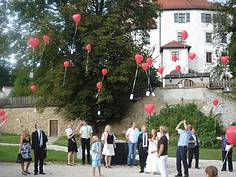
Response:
[216,130,233,172]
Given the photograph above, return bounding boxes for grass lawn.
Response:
[168,146,236,161]
[53,136,68,146]
[0,145,68,163]
[0,134,19,144]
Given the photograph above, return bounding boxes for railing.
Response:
[209,80,235,90]
[0,96,37,108]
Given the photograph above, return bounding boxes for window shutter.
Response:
[186,13,190,22]
[174,13,178,23]
[201,13,205,23]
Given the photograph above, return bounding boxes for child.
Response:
[205,166,218,177]
[91,136,102,177]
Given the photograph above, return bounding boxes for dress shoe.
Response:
[139,170,144,173]
[221,169,226,171]
[34,172,38,175]
[195,167,200,169]
[174,175,182,177]
[39,172,45,175]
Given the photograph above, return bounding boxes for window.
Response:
[177,32,184,42]
[201,13,212,23]
[172,51,179,60]
[206,52,212,63]
[221,34,227,43]
[206,32,212,43]
[174,13,190,23]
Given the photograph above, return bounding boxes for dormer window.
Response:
[201,13,212,23]
[174,13,190,23]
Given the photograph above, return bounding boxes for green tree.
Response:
[9,0,160,122]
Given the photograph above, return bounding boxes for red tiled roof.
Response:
[161,40,191,50]
[156,0,214,10]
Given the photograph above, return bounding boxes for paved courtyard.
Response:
[0,158,235,177]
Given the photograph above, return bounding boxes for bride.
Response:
[145,129,159,174]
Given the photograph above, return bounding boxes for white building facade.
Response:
[148,0,228,87]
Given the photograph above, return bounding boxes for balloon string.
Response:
[146,71,153,93]
[39,44,46,62]
[72,24,78,46]
[131,65,139,94]
[85,52,89,76]
[101,75,105,82]
[32,48,35,78]
[62,68,67,87]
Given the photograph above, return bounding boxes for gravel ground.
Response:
[0,158,235,177]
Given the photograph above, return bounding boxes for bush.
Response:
[149,103,223,148]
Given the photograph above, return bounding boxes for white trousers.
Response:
[157,155,168,177]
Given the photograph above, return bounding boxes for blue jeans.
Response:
[127,142,137,165]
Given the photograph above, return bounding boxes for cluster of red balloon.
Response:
[28,34,50,94]
[130,54,155,100]
[96,68,108,115]
[167,31,197,75]
[0,109,8,124]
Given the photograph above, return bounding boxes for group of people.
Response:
[18,122,48,175]
[16,119,233,177]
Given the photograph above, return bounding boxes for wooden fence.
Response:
[0,96,36,108]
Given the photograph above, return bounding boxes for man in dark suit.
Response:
[188,128,200,169]
[32,122,48,175]
[137,125,149,173]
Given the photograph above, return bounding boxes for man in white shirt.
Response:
[79,120,93,164]
[126,122,139,166]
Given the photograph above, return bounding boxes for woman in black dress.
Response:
[19,128,32,175]
[66,125,79,166]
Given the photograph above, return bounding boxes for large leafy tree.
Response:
[213,1,236,76]
[9,0,160,122]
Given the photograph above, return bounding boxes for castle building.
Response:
[148,0,228,87]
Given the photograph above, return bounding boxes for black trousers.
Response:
[176,146,189,176]
[34,147,45,173]
[222,150,233,171]
[81,138,90,164]
[188,146,199,168]
[138,147,148,172]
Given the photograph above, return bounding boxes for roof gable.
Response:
[156,0,214,10]
[160,40,191,52]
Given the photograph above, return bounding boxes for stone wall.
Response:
[0,107,75,136]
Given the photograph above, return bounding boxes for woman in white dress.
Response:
[145,128,159,174]
[102,125,116,168]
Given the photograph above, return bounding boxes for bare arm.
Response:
[183,120,187,130]
[158,144,164,157]
[19,135,23,153]
[104,132,108,144]
[175,121,183,131]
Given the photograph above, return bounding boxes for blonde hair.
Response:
[104,125,112,132]
[160,126,168,134]
[22,128,30,139]
[91,136,99,144]
[205,166,218,177]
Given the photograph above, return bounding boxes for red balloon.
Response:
[176,65,181,73]
[172,55,177,62]
[226,126,236,144]
[144,104,155,114]
[64,61,70,68]
[135,54,144,64]
[96,82,103,89]
[158,67,164,75]
[182,31,188,40]
[212,99,219,106]
[72,13,81,24]
[28,37,40,49]
[102,69,108,76]
[146,57,153,66]
[43,35,49,44]
[189,53,196,60]
[220,56,229,65]
[31,84,37,93]
[141,63,149,72]
[85,44,92,53]
[0,110,6,117]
